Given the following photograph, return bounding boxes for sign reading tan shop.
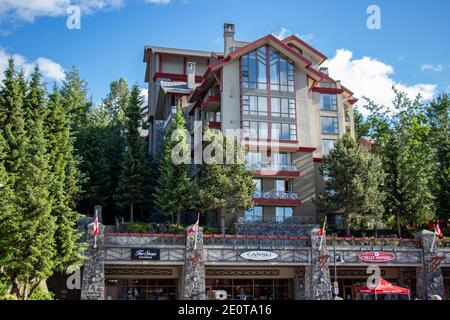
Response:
[358,252,395,263]
[240,251,279,261]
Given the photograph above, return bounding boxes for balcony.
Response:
[235,215,314,225]
[246,163,300,177]
[202,88,221,111]
[253,190,301,206]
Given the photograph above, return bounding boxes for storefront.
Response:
[205,267,297,300]
[104,266,181,300]
[442,268,450,299]
[330,267,416,300]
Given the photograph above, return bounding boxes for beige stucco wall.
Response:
[221,59,241,132]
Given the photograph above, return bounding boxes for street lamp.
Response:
[332,242,345,298]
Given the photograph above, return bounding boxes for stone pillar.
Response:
[304,227,332,300]
[415,230,446,300]
[293,267,306,300]
[181,226,206,300]
[80,224,105,300]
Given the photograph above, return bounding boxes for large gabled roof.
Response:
[144,45,223,59]
[282,35,327,65]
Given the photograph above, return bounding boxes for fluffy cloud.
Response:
[0,0,170,25]
[0,48,65,82]
[273,27,314,43]
[322,49,437,115]
[0,0,125,23]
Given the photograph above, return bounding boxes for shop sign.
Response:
[240,251,279,261]
[358,252,395,263]
[131,248,160,260]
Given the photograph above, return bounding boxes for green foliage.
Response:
[154,105,193,225]
[28,287,55,300]
[365,88,437,235]
[318,133,386,235]
[194,127,255,233]
[353,106,370,139]
[115,85,152,222]
[426,94,450,225]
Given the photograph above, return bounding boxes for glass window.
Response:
[243,95,268,116]
[320,94,337,110]
[243,121,269,139]
[322,139,336,156]
[246,151,261,165]
[321,116,339,134]
[271,98,294,118]
[242,47,267,90]
[271,123,296,140]
[275,207,294,223]
[253,179,262,191]
[245,206,263,222]
[275,180,290,192]
[273,152,290,166]
[269,48,294,92]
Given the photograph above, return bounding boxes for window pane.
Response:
[259,122,268,139]
[253,179,262,191]
[271,98,280,116]
[271,123,281,139]
[275,180,286,192]
[258,96,268,116]
[321,117,339,134]
[250,121,258,138]
[321,94,337,110]
[322,140,336,156]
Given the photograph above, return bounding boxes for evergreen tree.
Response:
[115,85,152,222]
[195,128,255,234]
[60,66,92,150]
[318,133,385,236]
[45,85,83,271]
[426,94,450,226]
[154,105,193,226]
[353,106,370,139]
[366,89,436,236]
[16,65,56,299]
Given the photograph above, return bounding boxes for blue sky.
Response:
[0,0,449,110]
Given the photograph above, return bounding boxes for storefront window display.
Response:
[105,279,177,300]
[205,279,291,300]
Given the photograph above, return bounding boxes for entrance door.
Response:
[343,285,355,300]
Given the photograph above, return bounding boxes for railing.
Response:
[253,190,300,200]
[203,234,310,247]
[235,215,315,225]
[326,237,421,248]
[162,105,177,129]
[105,233,185,246]
[319,81,338,88]
[437,239,450,248]
[246,163,298,172]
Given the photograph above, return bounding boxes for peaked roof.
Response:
[282,35,327,65]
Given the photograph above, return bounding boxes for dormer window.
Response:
[187,62,195,71]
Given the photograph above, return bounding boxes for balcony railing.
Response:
[105,233,186,246]
[326,237,421,249]
[246,163,298,172]
[235,215,315,225]
[253,190,300,200]
[203,234,310,247]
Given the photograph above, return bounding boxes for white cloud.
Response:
[0,0,125,23]
[272,27,314,43]
[421,63,443,72]
[322,49,437,115]
[0,0,169,26]
[0,48,65,82]
[140,88,148,105]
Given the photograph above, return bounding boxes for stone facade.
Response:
[415,230,446,299]
[181,226,206,300]
[303,227,332,300]
[80,224,105,300]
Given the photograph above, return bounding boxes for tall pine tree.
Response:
[45,85,83,271]
[318,133,386,236]
[115,85,152,222]
[154,105,193,226]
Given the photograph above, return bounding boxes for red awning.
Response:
[357,278,410,295]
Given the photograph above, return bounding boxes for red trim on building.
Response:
[311,87,345,94]
[254,198,301,206]
[282,35,327,65]
[313,157,323,162]
[254,170,300,177]
[208,121,221,129]
[202,95,220,109]
[298,146,317,152]
[153,72,203,83]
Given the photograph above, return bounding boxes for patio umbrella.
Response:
[357,278,410,300]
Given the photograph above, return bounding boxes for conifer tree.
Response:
[115,85,151,222]
[154,105,193,226]
[318,133,386,236]
[45,85,83,271]
[195,128,255,233]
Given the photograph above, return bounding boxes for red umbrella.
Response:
[357,278,410,300]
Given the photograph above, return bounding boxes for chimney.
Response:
[187,61,196,90]
[223,23,235,56]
